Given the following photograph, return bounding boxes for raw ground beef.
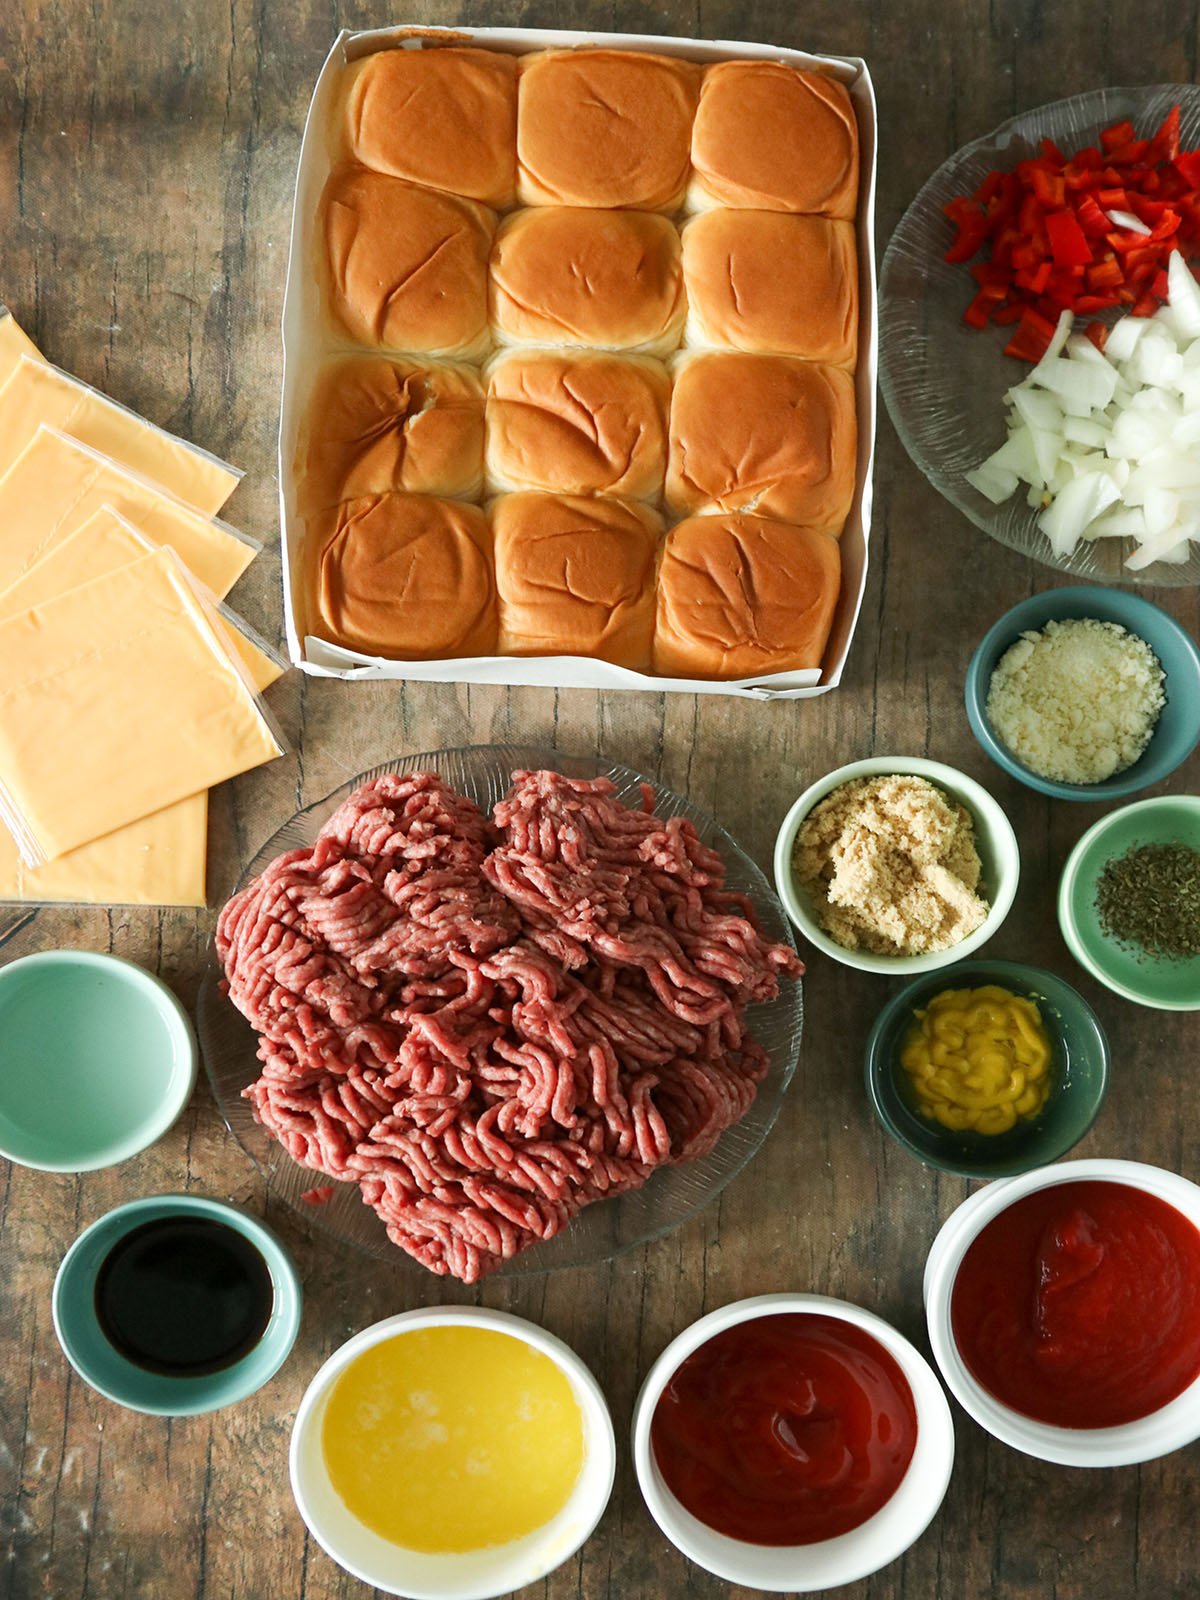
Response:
[216,769,803,1283]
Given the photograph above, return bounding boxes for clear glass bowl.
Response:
[197,744,804,1279]
[880,84,1200,587]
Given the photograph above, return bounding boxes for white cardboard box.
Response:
[279,25,877,699]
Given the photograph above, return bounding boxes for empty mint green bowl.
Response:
[0,951,197,1171]
[1059,796,1200,1011]
[52,1194,302,1415]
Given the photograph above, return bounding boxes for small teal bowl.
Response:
[52,1195,303,1415]
[1059,795,1200,1012]
[965,586,1200,801]
[865,959,1110,1179]
[0,950,197,1171]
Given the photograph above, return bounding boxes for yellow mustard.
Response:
[899,984,1052,1135]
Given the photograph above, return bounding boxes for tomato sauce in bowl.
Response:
[950,1178,1200,1428]
[649,1312,918,1546]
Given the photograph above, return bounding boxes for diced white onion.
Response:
[968,249,1200,567]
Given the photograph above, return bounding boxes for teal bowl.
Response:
[0,951,197,1171]
[865,960,1109,1179]
[1059,796,1200,1011]
[965,587,1200,801]
[52,1195,302,1415]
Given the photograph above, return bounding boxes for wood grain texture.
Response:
[1,2,1199,1596]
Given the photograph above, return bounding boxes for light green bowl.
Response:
[0,951,197,1171]
[1059,796,1200,1011]
[773,756,1021,975]
[52,1194,303,1415]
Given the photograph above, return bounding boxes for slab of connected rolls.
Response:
[298,44,861,681]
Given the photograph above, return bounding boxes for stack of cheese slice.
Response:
[0,307,285,909]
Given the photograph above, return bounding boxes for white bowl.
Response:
[772,755,1021,975]
[290,1306,616,1599]
[631,1293,955,1592]
[924,1158,1200,1466]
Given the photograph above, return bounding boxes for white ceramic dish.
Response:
[924,1158,1200,1466]
[772,755,1020,974]
[631,1293,955,1592]
[290,1306,616,1599]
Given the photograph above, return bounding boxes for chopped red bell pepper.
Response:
[1046,210,1093,267]
[1084,321,1109,351]
[942,103,1200,356]
[1003,308,1059,362]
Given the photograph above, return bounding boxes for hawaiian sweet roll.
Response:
[322,167,494,359]
[485,351,668,498]
[298,357,484,512]
[681,210,857,366]
[342,46,517,208]
[493,492,661,667]
[653,513,841,680]
[516,49,698,211]
[308,493,495,659]
[688,61,859,217]
[666,354,857,529]
[489,209,685,355]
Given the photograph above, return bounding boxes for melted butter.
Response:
[321,1325,584,1553]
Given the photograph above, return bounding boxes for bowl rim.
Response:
[964,587,1200,802]
[772,756,1020,974]
[630,1292,955,1592]
[923,1158,1200,1466]
[864,958,1111,1178]
[289,1305,617,1600]
[50,1193,303,1416]
[1058,794,1200,1011]
[0,949,198,1172]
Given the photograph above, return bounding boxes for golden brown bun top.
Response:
[682,210,858,366]
[691,62,859,217]
[667,354,857,530]
[493,492,661,666]
[323,167,493,355]
[343,47,517,207]
[490,208,684,352]
[300,357,484,512]
[517,49,699,210]
[485,352,668,497]
[311,493,495,660]
[654,513,841,679]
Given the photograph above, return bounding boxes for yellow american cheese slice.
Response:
[0,354,241,516]
[0,427,254,600]
[0,791,208,907]
[0,547,283,864]
[0,306,43,386]
[3,506,283,692]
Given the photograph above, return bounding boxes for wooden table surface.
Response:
[2,2,1199,1597]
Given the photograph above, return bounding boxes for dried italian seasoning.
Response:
[1095,841,1200,961]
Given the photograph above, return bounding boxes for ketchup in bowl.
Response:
[649,1313,918,1545]
[951,1179,1200,1428]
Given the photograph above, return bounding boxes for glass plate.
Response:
[880,84,1200,588]
[197,744,803,1279]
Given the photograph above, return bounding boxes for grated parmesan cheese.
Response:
[986,617,1165,785]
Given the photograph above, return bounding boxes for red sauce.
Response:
[951,1179,1200,1428]
[649,1313,918,1546]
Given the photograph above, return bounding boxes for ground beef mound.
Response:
[215,769,802,1283]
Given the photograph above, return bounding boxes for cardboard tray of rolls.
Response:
[279,25,877,698]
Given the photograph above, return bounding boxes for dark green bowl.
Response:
[865,960,1109,1179]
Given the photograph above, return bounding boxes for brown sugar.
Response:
[792,774,989,955]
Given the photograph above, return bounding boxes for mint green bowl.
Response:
[52,1195,303,1415]
[0,951,197,1171]
[1059,796,1200,1011]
